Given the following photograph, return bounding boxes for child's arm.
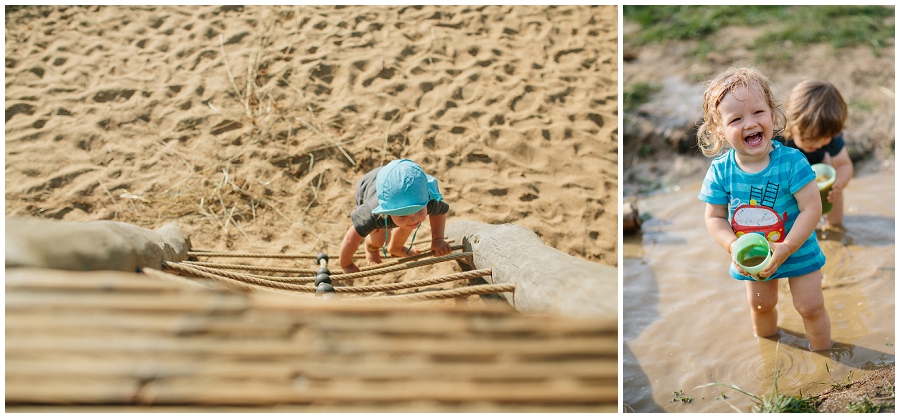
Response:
[339,226,365,273]
[428,213,452,256]
[827,148,853,202]
[759,180,822,278]
[704,203,739,253]
[705,203,753,276]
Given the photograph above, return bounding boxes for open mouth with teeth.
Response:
[744,132,764,146]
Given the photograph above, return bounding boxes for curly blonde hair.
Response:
[696,66,786,157]
[784,80,846,142]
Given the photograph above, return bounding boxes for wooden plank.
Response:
[6,310,616,338]
[5,291,249,313]
[7,356,617,380]
[6,405,616,413]
[5,311,298,336]
[6,333,616,358]
[136,379,617,404]
[5,253,618,410]
[302,334,617,358]
[5,377,139,404]
[6,218,189,272]
[446,220,617,319]
[5,268,193,291]
[248,291,519,314]
[10,378,614,405]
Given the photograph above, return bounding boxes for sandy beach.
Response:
[5,5,618,279]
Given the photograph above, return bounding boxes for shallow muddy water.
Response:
[624,171,895,413]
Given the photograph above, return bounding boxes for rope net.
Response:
[187,239,459,259]
[177,247,470,277]
[161,245,509,303]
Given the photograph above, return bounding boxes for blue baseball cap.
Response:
[371,159,442,216]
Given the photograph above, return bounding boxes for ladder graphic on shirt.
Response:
[749,181,778,207]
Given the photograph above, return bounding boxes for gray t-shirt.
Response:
[350,166,450,237]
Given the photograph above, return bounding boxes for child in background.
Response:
[778,80,853,227]
[696,67,831,351]
[339,158,453,273]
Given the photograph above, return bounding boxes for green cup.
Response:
[733,233,772,281]
[811,163,836,215]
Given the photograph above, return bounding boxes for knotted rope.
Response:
[330,252,473,281]
[355,244,465,271]
[179,261,318,274]
[164,245,507,302]
[181,245,467,276]
[357,283,515,302]
[187,239,458,259]
[335,269,491,293]
[164,261,493,294]
[186,251,318,259]
[163,261,315,292]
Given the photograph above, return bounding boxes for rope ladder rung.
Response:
[160,246,500,302]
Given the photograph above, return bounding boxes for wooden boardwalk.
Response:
[6,267,617,412]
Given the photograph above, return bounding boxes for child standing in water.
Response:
[339,158,452,273]
[777,80,853,227]
[696,67,831,351]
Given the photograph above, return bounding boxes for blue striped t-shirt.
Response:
[698,141,826,281]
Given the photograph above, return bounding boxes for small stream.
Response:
[623,171,895,413]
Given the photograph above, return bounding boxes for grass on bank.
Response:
[624,5,895,62]
[695,367,819,413]
[693,347,895,413]
[847,397,892,413]
[623,82,661,113]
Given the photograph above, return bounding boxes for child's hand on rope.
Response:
[431,238,452,257]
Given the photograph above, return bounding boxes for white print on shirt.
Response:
[729,181,787,243]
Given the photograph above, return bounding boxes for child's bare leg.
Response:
[789,270,831,351]
[746,280,779,338]
[386,226,417,257]
[364,231,387,266]
[826,192,844,227]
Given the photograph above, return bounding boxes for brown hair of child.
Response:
[784,80,847,143]
[696,66,787,157]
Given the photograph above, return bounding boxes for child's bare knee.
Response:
[748,297,777,313]
[746,281,779,313]
[794,299,826,319]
